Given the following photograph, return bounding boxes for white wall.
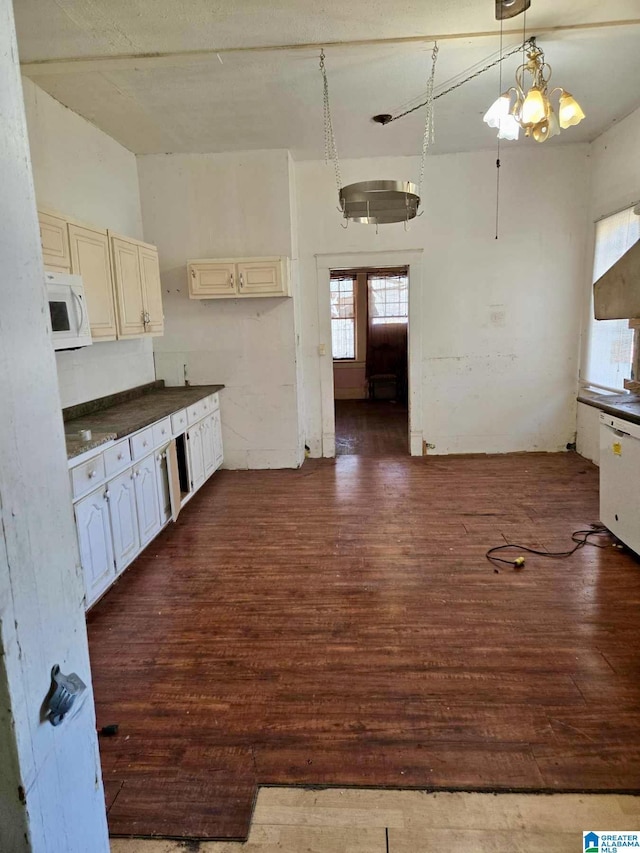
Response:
[295,145,590,456]
[0,3,109,849]
[22,78,155,408]
[137,149,304,469]
[576,105,640,465]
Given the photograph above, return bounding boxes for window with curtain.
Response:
[368,273,408,325]
[584,206,640,389]
[330,275,356,360]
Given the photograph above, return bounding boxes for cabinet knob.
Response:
[135,470,140,478]
[117,452,123,460]
[191,268,196,278]
[142,440,148,447]
[88,470,97,479]
[230,273,234,287]
[104,488,110,500]
[239,272,244,289]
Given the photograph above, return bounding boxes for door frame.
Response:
[315,249,424,457]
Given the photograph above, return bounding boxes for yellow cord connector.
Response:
[513,556,526,568]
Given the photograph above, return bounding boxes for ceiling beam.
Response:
[20,17,640,77]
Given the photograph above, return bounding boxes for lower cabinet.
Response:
[72,392,224,609]
[155,446,172,524]
[75,487,115,607]
[108,468,140,574]
[187,422,206,492]
[133,453,161,546]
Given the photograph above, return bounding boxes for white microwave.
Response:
[45,271,92,350]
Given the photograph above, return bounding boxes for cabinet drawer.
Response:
[130,427,154,460]
[187,402,203,425]
[171,409,188,435]
[153,417,172,447]
[103,439,132,477]
[206,392,220,412]
[71,454,106,500]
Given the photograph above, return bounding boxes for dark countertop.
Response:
[64,383,224,460]
[578,391,640,426]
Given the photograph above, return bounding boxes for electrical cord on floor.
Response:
[486,523,613,570]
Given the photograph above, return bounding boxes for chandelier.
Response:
[483,37,585,143]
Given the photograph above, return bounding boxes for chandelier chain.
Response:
[319,48,342,197]
[389,39,532,125]
[418,41,439,196]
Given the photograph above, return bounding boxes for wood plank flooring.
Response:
[109,790,640,853]
[87,452,640,840]
[335,400,408,456]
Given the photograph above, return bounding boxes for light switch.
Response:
[318,343,326,356]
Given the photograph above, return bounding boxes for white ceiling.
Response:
[15,0,640,158]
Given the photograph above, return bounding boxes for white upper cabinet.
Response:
[39,211,71,271]
[111,234,164,338]
[139,244,164,335]
[188,257,290,299]
[69,223,117,341]
[189,261,236,298]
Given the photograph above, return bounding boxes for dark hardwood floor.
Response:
[335,399,408,456]
[88,451,640,840]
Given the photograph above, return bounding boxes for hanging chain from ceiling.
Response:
[319,48,343,199]
[418,41,439,197]
[387,38,532,125]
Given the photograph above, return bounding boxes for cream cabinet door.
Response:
[133,453,161,547]
[155,446,172,525]
[139,245,164,335]
[201,415,216,479]
[108,468,140,574]
[188,261,236,298]
[75,487,115,608]
[38,211,71,271]
[212,408,224,470]
[111,236,145,337]
[236,258,288,297]
[69,224,116,340]
[187,423,206,492]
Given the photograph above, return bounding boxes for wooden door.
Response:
[212,409,224,470]
[108,468,140,573]
[38,211,71,271]
[69,224,116,340]
[139,245,164,335]
[187,423,205,493]
[75,487,115,608]
[188,262,237,298]
[202,415,215,479]
[111,235,145,337]
[236,258,287,297]
[134,453,161,547]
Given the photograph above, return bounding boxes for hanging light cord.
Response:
[319,48,343,200]
[418,42,439,197]
[385,39,531,125]
[495,16,504,240]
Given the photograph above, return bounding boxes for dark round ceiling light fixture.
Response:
[495,0,530,19]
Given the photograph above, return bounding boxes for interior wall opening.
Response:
[330,266,409,456]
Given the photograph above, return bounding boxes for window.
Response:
[584,206,640,390]
[330,276,356,359]
[368,273,408,325]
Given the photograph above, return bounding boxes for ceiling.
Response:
[14,0,640,159]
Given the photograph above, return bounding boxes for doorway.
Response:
[316,250,424,458]
[331,266,409,456]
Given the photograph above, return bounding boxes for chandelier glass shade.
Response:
[483,38,585,143]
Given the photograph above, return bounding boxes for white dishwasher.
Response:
[599,412,640,555]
